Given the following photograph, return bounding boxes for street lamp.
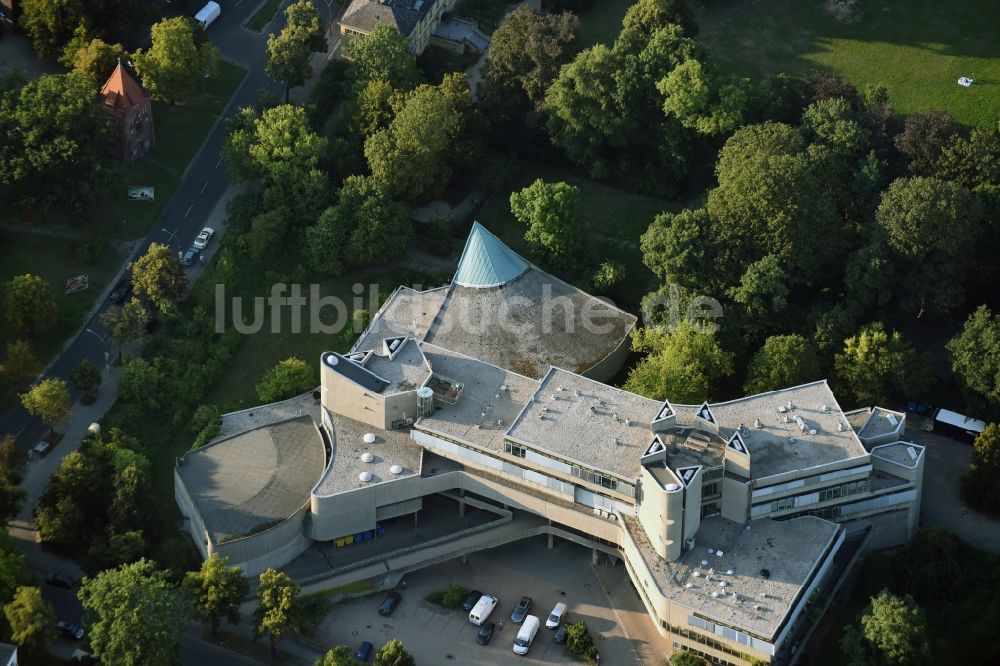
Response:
[85,328,111,376]
[160,227,181,257]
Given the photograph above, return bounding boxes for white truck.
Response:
[468,594,498,626]
[194,1,221,29]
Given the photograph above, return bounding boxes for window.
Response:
[702,481,721,499]
[504,442,526,458]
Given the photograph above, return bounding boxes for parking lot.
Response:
[312,536,645,665]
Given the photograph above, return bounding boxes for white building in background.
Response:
[176,223,924,666]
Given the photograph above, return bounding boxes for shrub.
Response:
[564,621,599,663]
[591,260,626,292]
[72,359,103,397]
[429,582,468,610]
[256,357,316,403]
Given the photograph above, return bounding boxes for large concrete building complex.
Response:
[176,223,924,665]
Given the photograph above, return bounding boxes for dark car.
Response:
[355,641,373,662]
[554,624,568,644]
[510,596,532,623]
[109,277,132,304]
[476,621,495,646]
[45,572,76,589]
[180,247,200,267]
[462,590,483,612]
[57,621,84,640]
[378,591,401,617]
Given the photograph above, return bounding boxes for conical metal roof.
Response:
[453,222,529,288]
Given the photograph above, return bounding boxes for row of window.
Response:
[663,622,757,663]
[502,442,636,497]
[764,479,869,513]
[505,442,526,458]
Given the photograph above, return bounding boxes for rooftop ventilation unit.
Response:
[664,483,680,492]
[754,418,761,428]
[358,471,372,482]
[888,413,899,427]
[363,433,377,444]
[837,422,845,432]
[361,452,374,463]
[416,386,434,417]
[809,428,817,435]
[390,464,403,475]
[500,384,508,392]
[822,404,830,412]
[795,415,807,432]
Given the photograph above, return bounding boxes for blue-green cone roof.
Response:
[453,221,529,288]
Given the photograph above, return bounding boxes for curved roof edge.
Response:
[453,221,529,288]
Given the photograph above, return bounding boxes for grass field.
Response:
[573,0,633,50]
[246,0,284,32]
[475,162,676,309]
[691,0,1000,128]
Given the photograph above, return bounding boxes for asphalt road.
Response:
[0,0,293,448]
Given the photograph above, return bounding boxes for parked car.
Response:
[180,247,200,267]
[193,227,215,249]
[355,640,373,662]
[378,591,401,616]
[57,621,84,640]
[546,601,567,629]
[45,572,76,589]
[513,615,540,655]
[109,277,132,304]
[462,590,483,612]
[476,621,496,645]
[554,624,568,644]
[510,596,532,623]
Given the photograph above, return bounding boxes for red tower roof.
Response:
[99,62,149,112]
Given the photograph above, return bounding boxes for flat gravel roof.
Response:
[178,416,325,544]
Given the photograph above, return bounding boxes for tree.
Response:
[834,323,929,407]
[20,0,84,57]
[0,539,29,606]
[0,474,24,529]
[509,179,581,269]
[375,639,415,666]
[726,254,790,333]
[659,59,749,136]
[1,341,40,387]
[133,17,221,103]
[894,110,957,176]
[316,646,359,666]
[937,127,1000,189]
[118,358,161,409]
[0,72,114,213]
[254,568,300,656]
[641,208,717,292]
[564,621,599,662]
[266,0,326,103]
[592,260,626,292]
[3,586,54,651]
[480,7,579,120]
[961,423,1000,512]
[256,358,315,402]
[79,559,192,666]
[108,462,151,535]
[71,359,102,400]
[947,306,1000,408]
[875,177,982,315]
[842,590,931,665]
[4,275,57,334]
[20,378,71,429]
[183,554,249,635]
[100,298,149,358]
[745,335,822,395]
[801,96,870,159]
[222,105,329,219]
[706,122,844,282]
[306,175,412,276]
[365,84,463,200]
[624,320,735,403]
[67,37,128,85]
[620,0,690,38]
[345,25,420,91]
[129,243,187,313]
[670,653,707,666]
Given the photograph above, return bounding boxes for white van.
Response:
[194,1,221,29]
[513,615,539,655]
[546,601,567,629]
[469,594,498,626]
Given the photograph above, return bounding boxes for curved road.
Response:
[0,0,315,448]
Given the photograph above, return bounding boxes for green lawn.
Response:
[691,0,1000,128]
[245,0,283,32]
[572,0,633,50]
[475,162,676,309]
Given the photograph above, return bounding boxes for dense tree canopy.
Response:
[842,591,931,665]
[305,175,412,275]
[960,423,1000,512]
[79,559,192,666]
[256,357,316,402]
[744,335,822,395]
[1,341,40,388]
[625,320,734,403]
[834,322,929,407]
[375,639,416,666]
[20,378,71,428]
[134,18,221,103]
[947,306,1000,410]
[344,26,420,91]
[4,274,56,334]
[183,554,249,635]
[509,179,581,269]
[266,0,326,102]
[20,0,84,57]
[129,243,188,313]
[3,586,54,652]
[100,298,149,358]
[0,72,114,213]
[894,110,957,176]
[316,646,359,666]
[61,29,128,85]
